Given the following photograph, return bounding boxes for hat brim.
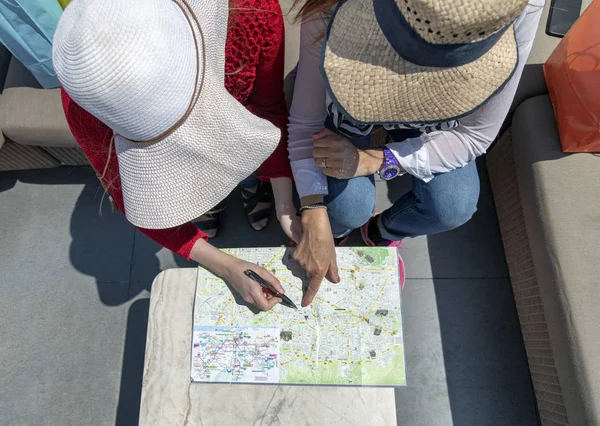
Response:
[321,0,519,125]
[114,0,280,230]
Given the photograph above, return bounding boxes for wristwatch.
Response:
[377,146,401,180]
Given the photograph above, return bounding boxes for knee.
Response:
[426,193,478,232]
[326,178,375,231]
[329,201,374,231]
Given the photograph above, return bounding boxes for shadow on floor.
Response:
[0,167,159,424]
[115,298,149,426]
[0,167,143,304]
[2,67,297,423]
[427,161,537,425]
[0,172,17,192]
[384,160,539,425]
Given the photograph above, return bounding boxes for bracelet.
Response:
[297,203,327,216]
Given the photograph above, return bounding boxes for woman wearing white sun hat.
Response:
[54,0,298,311]
[288,0,544,307]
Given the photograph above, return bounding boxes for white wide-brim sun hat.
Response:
[321,0,529,125]
[53,0,280,229]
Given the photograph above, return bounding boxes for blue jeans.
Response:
[325,134,480,240]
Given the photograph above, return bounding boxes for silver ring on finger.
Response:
[320,158,327,168]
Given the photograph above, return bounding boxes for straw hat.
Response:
[53,0,280,229]
[321,0,528,124]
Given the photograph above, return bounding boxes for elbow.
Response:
[471,138,493,158]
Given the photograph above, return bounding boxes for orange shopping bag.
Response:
[544,0,600,152]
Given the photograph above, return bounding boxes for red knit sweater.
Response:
[62,0,291,260]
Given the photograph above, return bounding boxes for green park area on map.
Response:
[191,247,405,387]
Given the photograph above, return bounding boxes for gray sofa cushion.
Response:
[0,56,76,148]
[0,87,76,147]
[512,95,600,425]
[509,64,548,118]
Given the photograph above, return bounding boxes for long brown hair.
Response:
[292,0,340,21]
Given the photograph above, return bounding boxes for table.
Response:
[139,268,397,426]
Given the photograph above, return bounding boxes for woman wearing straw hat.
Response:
[289,0,544,306]
[53,0,300,311]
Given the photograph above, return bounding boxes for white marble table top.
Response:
[139,268,397,426]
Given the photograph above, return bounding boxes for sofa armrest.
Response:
[512,95,600,425]
[509,64,548,117]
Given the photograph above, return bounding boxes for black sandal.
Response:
[240,180,273,231]
[191,203,225,238]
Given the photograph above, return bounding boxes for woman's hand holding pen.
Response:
[224,259,284,311]
[189,239,283,311]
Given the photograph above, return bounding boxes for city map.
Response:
[191,247,405,387]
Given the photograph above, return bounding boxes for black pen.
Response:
[244,269,298,309]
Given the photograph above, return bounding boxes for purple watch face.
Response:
[378,147,401,180]
[380,166,400,180]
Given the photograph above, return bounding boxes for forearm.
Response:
[189,239,234,277]
[271,177,294,215]
[288,15,330,198]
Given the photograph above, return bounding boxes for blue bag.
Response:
[0,0,62,88]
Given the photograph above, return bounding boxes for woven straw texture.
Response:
[487,129,569,426]
[397,0,526,44]
[0,142,60,171]
[42,146,89,166]
[322,0,519,123]
[53,0,280,229]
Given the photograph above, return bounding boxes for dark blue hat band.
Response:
[373,0,508,68]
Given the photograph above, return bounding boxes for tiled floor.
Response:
[0,162,538,425]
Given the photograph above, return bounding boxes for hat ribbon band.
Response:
[373,0,508,68]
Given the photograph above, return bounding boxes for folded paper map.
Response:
[191,247,405,387]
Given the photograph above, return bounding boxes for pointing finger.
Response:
[302,271,325,307]
[326,251,340,283]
